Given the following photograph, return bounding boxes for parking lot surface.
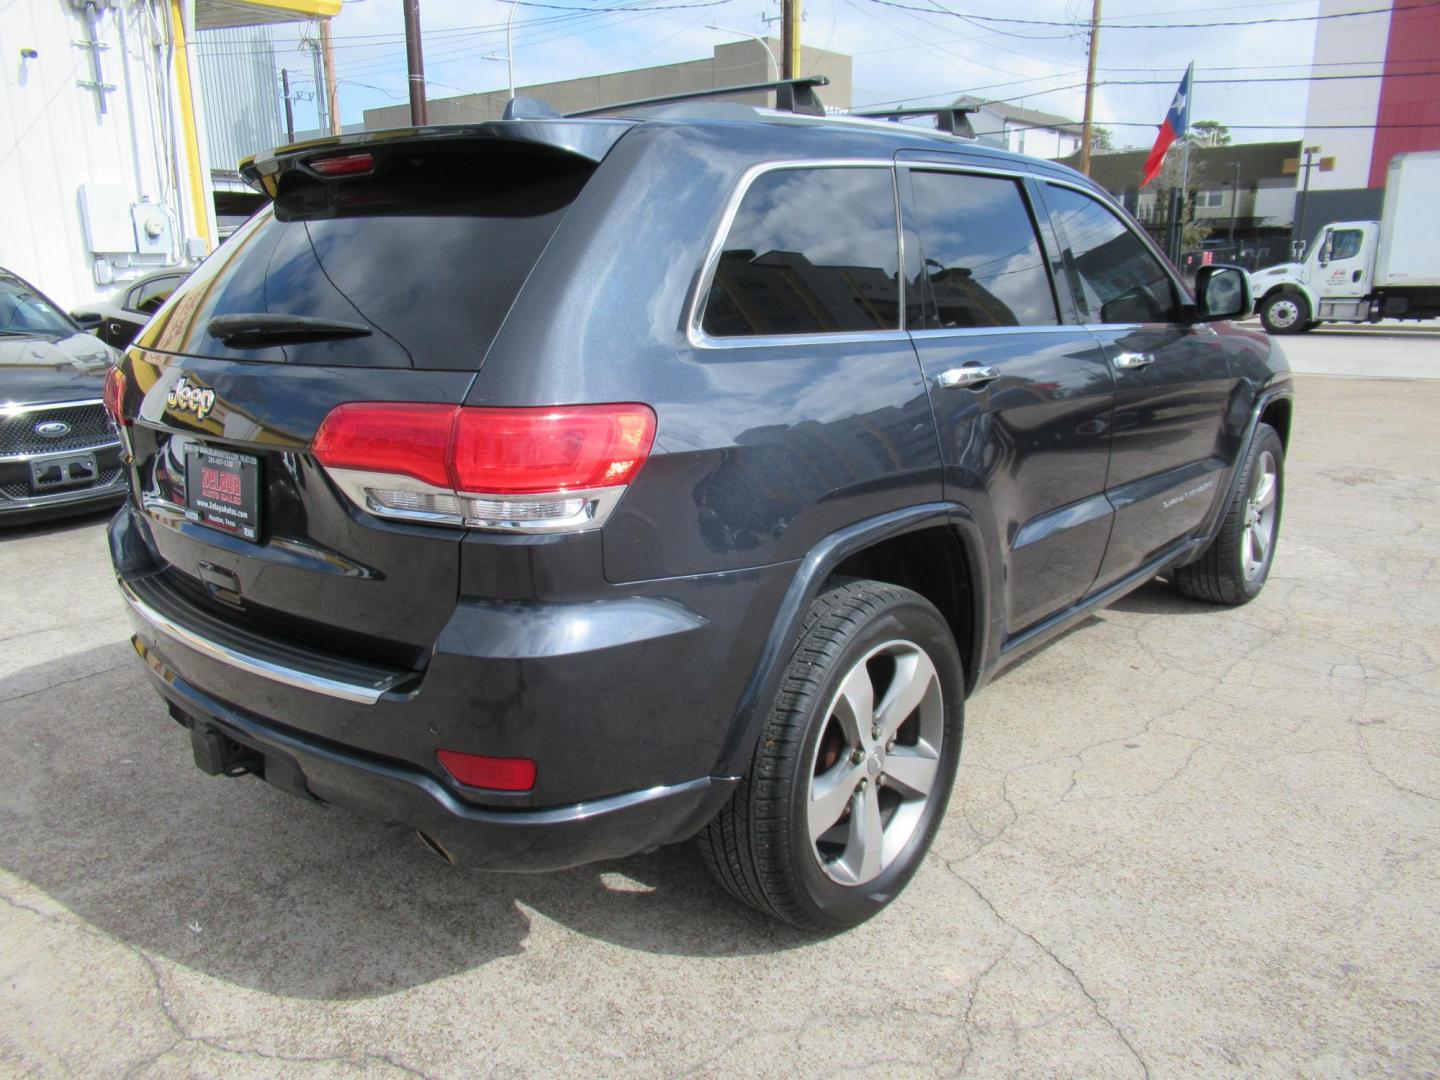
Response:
[3,347,1438,1076]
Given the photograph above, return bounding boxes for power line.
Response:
[863,0,1440,30]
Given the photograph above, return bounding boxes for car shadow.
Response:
[0,643,811,1001]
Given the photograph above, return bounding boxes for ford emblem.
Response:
[35,420,71,439]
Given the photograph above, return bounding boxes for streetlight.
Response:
[706,24,779,83]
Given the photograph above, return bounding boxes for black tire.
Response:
[1174,423,1285,606]
[1260,291,1311,335]
[697,579,963,931]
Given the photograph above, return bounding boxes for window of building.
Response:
[701,167,900,337]
[1044,183,1181,324]
[1200,190,1225,208]
[908,171,1059,329]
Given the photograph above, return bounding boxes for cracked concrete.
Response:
[2,362,1439,1078]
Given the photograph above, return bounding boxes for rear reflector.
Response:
[308,152,375,177]
[437,749,536,792]
[312,402,656,532]
[103,365,129,427]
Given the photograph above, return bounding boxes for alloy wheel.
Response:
[1243,450,1279,581]
[806,639,944,886]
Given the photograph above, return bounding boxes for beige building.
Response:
[363,39,852,128]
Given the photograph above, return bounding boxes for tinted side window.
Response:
[130,276,181,315]
[1044,184,1180,324]
[701,167,899,337]
[909,171,1058,329]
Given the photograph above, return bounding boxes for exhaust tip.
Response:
[415,829,457,865]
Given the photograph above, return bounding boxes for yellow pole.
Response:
[169,0,215,254]
[782,0,801,80]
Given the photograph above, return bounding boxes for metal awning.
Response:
[196,0,341,30]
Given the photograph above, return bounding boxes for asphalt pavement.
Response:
[1,335,1437,1077]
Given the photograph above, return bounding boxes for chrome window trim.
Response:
[909,325,1098,341]
[896,159,1030,181]
[118,579,397,705]
[686,158,904,351]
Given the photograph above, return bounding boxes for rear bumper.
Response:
[132,635,739,871]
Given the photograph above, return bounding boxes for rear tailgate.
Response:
[117,125,627,670]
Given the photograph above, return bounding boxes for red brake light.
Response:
[436,750,536,792]
[312,402,456,488]
[103,366,129,427]
[312,401,656,531]
[308,152,374,177]
[451,405,656,494]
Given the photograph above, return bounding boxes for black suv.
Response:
[106,84,1292,931]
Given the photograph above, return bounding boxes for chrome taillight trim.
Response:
[322,466,629,534]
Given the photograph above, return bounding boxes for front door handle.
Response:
[1112,351,1154,370]
[938,365,999,389]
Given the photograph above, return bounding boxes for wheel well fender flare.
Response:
[1185,385,1294,560]
[713,503,996,778]
[1260,280,1319,315]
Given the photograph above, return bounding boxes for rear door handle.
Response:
[1112,351,1154,370]
[938,365,999,389]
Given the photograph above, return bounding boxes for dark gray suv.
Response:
[105,82,1292,930]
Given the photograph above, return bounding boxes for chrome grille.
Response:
[0,402,117,457]
[0,465,123,501]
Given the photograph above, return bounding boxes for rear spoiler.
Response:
[239,119,634,196]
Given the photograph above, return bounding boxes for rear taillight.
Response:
[312,402,656,533]
[103,366,129,427]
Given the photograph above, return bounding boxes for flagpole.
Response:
[1179,62,1193,265]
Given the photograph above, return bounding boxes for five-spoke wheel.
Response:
[807,640,944,886]
[699,580,963,931]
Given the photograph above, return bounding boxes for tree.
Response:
[1089,125,1115,153]
[1190,120,1231,147]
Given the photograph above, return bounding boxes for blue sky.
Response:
[261,0,1335,148]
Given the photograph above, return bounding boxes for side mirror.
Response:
[71,311,103,332]
[1194,264,1253,322]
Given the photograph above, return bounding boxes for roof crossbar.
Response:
[851,106,979,139]
[565,75,831,119]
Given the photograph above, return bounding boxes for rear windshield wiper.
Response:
[207,314,373,347]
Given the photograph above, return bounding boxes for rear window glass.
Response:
[141,144,594,368]
[908,171,1058,329]
[701,167,900,337]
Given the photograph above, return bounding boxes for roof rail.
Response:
[850,106,979,139]
[565,75,830,119]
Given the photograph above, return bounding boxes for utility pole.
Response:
[781,0,801,80]
[404,0,427,126]
[320,18,340,135]
[307,37,328,133]
[1227,160,1241,252]
[1079,0,1102,176]
[280,68,295,143]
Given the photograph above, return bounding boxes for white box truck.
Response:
[1249,150,1440,334]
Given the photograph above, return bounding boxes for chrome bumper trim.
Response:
[118,578,392,705]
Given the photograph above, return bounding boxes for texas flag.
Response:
[1141,62,1194,187]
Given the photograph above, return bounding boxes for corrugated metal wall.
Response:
[195,25,282,174]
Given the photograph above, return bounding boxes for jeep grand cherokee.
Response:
[106,87,1292,931]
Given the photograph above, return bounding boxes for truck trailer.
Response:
[1250,150,1440,334]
